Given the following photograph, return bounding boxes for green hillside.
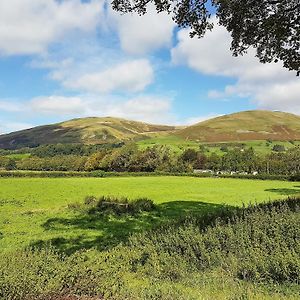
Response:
[0,117,175,149]
[0,110,299,149]
[176,110,300,142]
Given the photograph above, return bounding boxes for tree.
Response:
[128,146,162,172]
[112,0,300,74]
[180,148,198,163]
[84,151,107,171]
[194,152,207,169]
[0,156,16,170]
[101,143,138,172]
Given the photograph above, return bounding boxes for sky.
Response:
[0,0,299,134]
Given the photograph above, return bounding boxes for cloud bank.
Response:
[172,22,300,114]
[0,0,103,56]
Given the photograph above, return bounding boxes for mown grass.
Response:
[0,177,300,252]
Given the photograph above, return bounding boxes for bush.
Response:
[289,173,300,182]
[84,196,97,206]
[84,195,155,215]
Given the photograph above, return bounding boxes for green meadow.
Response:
[137,135,200,152]
[1,176,299,253]
[137,135,300,154]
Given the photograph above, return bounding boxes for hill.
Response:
[0,110,299,149]
[176,110,300,142]
[0,117,175,149]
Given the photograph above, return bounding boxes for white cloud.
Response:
[0,0,103,56]
[0,122,33,134]
[0,100,23,112]
[109,5,175,55]
[184,113,223,125]
[254,81,300,114]
[172,21,300,114]
[20,2,168,96]
[64,59,154,93]
[100,95,174,124]
[30,96,86,115]
[28,94,175,124]
[172,25,239,77]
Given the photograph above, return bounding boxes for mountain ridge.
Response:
[0,117,176,149]
[0,110,299,149]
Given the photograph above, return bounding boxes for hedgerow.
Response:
[0,170,291,181]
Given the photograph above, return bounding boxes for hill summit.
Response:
[0,117,175,149]
[176,110,300,142]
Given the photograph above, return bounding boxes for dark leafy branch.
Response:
[112,0,300,74]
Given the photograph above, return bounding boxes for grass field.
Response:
[1,176,299,253]
[137,135,200,152]
[3,153,31,160]
[137,135,300,154]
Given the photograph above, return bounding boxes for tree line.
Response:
[0,143,299,175]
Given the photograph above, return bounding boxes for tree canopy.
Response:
[112,0,300,74]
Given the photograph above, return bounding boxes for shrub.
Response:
[128,197,300,283]
[220,146,228,152]
[84,196,97,206]
[85,196,155,215]
[272,144,286,152]
[289,173,300,182]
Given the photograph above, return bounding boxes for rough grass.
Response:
[0,176,300,252]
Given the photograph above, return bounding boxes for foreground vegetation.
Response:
[0,172,299,299]
[1,197,299,299]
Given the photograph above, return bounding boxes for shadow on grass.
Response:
[31,201,228,254]
[265,187,300,196]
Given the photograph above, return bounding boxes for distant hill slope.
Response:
[1,111,299,149]
[0,117,176,149]
[176,110,300,142]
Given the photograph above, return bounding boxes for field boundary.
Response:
[0,170,291,181]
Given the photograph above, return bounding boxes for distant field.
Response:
[3,153,31,160]
[0,176,299,252]
[137,135,199,152]
[202,140,300,155]
[137,135,300,154]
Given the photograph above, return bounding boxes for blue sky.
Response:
[0,0,299,133]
